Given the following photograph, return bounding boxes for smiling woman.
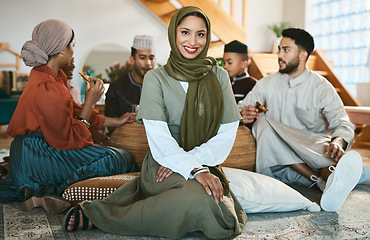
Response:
[176,14,207,59]
[64,6,247,238]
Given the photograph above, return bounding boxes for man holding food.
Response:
[238,28,365,212]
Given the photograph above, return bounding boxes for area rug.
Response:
[1,185,369,240]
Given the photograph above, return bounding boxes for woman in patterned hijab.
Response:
[3,19,138,210]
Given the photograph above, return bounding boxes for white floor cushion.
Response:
[223,167,320,213]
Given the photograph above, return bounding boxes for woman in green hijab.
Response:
[64,6,247,239]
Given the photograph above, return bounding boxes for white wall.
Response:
[357,82,370,105]
[1,0,307,86]
[0,0,170,90]
[283,0,305,29]
[246,0,284,52]
[246,0,306,52]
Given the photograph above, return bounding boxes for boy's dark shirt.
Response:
[230,73,257,103]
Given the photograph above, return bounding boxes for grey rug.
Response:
[1,185,369,240]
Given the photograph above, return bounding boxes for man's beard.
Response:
[133,65,144,79]
[279,57,299,74]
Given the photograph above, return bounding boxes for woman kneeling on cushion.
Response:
[0,19,139,210]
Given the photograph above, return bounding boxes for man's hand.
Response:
[156,165,173,182]
[117,112,135,126]
[195,172,223,203]
[241,105,259,124]
[325,137,347,162]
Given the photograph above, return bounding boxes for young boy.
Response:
[223,40,257,103]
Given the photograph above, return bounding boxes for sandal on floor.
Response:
[64,205,94,232]
[21,196,71,214]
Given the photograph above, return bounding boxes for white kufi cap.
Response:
[132,35,154,50]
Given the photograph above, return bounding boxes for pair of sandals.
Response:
[64,205,95,232]
[22,192,94,232]
[20,195,94,232]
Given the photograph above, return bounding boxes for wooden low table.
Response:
[344,106,370,125]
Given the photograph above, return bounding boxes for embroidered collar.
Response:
[231,72,249,85]
[128,72,142,88]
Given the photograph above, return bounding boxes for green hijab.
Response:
[164,6,229,193]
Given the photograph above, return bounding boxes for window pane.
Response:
[310,0,370,99]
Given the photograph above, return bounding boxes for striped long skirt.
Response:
[0,132,138,202]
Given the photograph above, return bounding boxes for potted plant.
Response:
[268,22,291,53]
[105,60,133,83]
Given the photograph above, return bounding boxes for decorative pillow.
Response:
[223,167,320,213]
[62,172,140,206]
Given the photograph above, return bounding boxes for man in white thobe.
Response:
[238,28,365,212]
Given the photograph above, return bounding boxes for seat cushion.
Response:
[62,172,140,206]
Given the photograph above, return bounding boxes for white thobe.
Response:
[238,69,355,185]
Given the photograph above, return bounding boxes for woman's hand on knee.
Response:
[156,165,173,182]
[195,172,223,203]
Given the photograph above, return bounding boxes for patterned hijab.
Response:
[164,6,229,193]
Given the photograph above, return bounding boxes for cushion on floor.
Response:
[62,172,140,206]
[223,167,321,213]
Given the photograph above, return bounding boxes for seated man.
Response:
[238,28,368,212]
[223,40,257,103]
[104,35,155,133]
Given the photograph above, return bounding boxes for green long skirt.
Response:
[81,152,247,239]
